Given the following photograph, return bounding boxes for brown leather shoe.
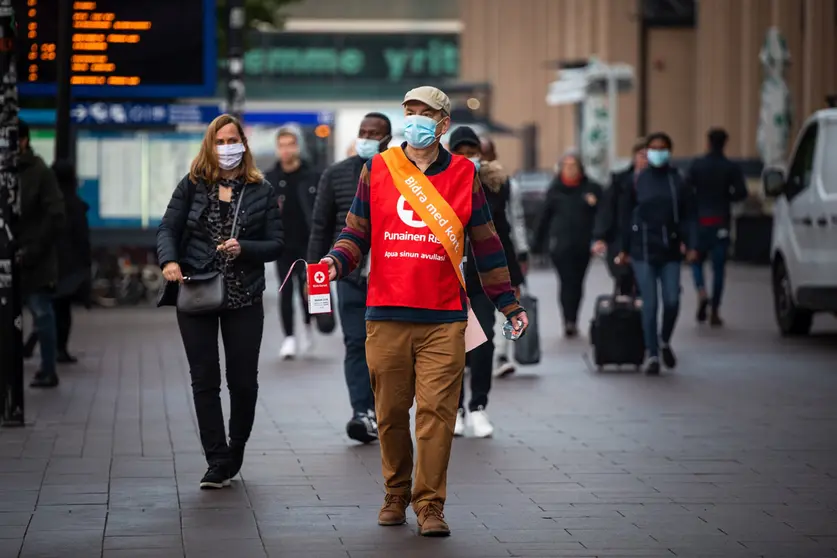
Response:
[416,503,450,537]
[378,493,409,526]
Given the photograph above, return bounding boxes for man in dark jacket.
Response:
[23,160,91,364]
[450,126,523,438]
[592,138,647,295]
[17,120,65,388]
[266,126,320,359]
[307,112,392,444]
[685,128,748,326]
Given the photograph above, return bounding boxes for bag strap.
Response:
[668,173,679,225]
[229,185,246,239]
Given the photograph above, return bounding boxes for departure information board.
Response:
[14,0,216,98]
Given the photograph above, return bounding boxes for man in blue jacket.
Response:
[685,128,748,327]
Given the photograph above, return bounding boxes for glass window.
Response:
[821,121,837,195]
[787,124,818,199]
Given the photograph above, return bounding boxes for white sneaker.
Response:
[279,337,296,360]
[454,409,466,437]
[469,407,494,438]
[493,355,516,378]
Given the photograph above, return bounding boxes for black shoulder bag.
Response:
[175,188,245,315]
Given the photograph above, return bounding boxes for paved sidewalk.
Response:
[1,262,836,558]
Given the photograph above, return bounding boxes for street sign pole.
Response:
[55,0,73,161]
[0,0,26,427]
[226,0,245,122]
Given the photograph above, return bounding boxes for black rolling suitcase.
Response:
[513,291,540,365]
[589,281,645,370]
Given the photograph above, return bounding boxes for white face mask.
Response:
[217,143,245,170]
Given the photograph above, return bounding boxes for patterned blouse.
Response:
[203,178,255,309]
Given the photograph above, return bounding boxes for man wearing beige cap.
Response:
[321,86,528,536]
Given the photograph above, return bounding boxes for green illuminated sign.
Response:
[242,32,459,83]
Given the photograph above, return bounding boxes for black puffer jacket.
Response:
[617,166,697,263]
[534,176,603,256]
[265,160,319,256]
[307,155,367,284]
[156,174,284,299]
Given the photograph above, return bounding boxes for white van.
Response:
[763,109,837,336]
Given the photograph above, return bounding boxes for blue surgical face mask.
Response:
[354,137,380,159]
[403,115,442,149]
[468,156,481,172]
[646,148,670,167]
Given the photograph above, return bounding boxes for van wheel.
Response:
[772,260,813,336]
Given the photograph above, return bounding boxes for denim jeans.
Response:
[691,226,730,311]
[459,292,495,411]
[337,280,374,415]
[631,260,681,358]
[177,302,264,466]
[25,292,57,379]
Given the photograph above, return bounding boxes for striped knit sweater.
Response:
[328,143,523,323]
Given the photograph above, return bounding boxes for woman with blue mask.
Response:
[615,132,698,375]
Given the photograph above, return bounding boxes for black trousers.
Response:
[276,254,310,336]
[552,250,591,324]
[177,302,264,466]
[25,296,73,353]
[459,292,495,411]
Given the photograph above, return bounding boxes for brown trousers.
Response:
[366,320,467,510]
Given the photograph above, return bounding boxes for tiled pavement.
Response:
[1,262,837,558]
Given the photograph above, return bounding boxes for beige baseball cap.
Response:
[402,86,451,115]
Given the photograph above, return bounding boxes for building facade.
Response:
[460,0,837,171]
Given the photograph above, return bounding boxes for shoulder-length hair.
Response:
[189,114,264,185]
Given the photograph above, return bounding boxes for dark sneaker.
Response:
[565,323,578,338]
[417,503,450,537]
[228,446,245,479]
[696,298,709,323]
[346,412,378,444]
[29,374,59,388]
[709,311,724,328]
[660,344,677,369]
[493,354,516,378]
[644,357,661,376]
[378,493,409,526]
[57,350,78,364]
[199,466,231,489]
